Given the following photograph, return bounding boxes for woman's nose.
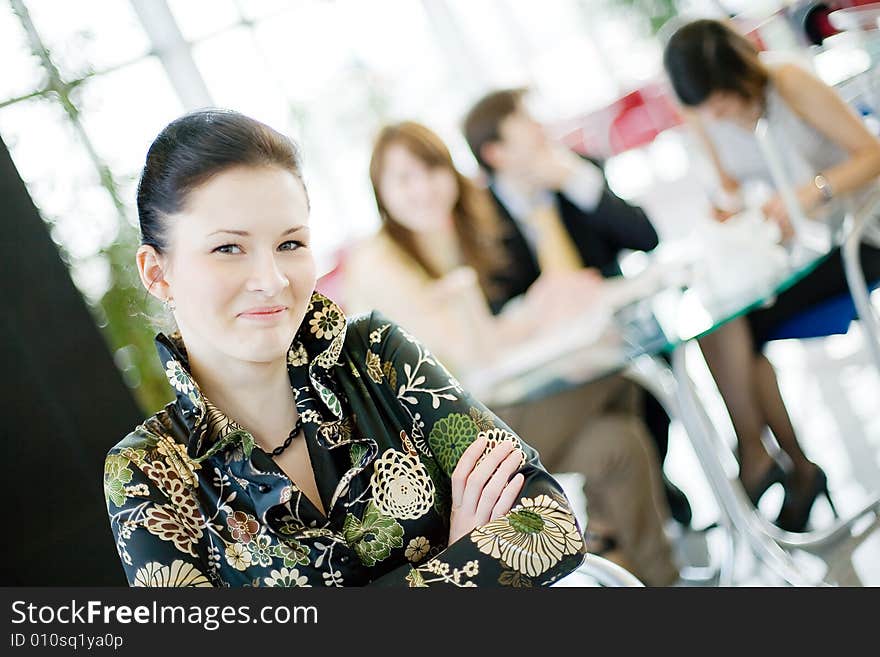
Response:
[407,180,434,208]
[247,253,290,295]
[408,173,431,197]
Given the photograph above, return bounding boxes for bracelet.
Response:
[813,173,834,202]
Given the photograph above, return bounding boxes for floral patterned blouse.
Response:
[104,292,586,587]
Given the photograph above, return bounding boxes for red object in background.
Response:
[812,8,837,35]
[557,80,683,158]
[835,1,880,7]
[804,5,840,43]
[314,246,350,311]
[608,85,682,154]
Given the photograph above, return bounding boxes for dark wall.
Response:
[0,136,144,585]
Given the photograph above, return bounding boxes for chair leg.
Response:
[842,191,880,376]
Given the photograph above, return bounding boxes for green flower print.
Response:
[272,540,310,568]
[406,568,428,587]
[342,501,404,567]
[250,534,274,568]
[428,413,479,474]
[421,454,450,519]
[317,383,343,418]
[164,359,194,395]
[349,442,368,468]
[104,454,134,508]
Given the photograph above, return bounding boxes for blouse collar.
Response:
[153,291,351,462]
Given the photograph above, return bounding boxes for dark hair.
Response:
[136,109,307,253]
[663,19,768,107]
[369,121,508,300]
[463,88,527,173]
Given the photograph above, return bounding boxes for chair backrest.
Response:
[551,554,645,587]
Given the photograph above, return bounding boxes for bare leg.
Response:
[697,318,776,491]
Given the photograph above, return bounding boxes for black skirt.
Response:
[746,243,880,351]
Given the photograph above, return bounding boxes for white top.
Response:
[706,82,846,188]
[704,81,880,246]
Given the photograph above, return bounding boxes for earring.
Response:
[163,297,176,311]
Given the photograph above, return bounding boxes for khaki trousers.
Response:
[492,374,678,586]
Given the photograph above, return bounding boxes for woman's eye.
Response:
[213,244,242,254]
[279,240,305,251]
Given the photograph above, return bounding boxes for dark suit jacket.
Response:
[487,161,659,313]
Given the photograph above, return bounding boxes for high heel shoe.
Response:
[775,464,838,533]
[741,461,787,507]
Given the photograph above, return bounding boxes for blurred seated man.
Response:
[463,88,691,524]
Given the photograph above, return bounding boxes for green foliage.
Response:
[96,227,173,416]
[9,0,172,418]
[606,0,678,34]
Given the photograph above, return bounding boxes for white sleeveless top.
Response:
[704,81,880,247]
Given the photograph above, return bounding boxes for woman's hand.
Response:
[760,181,822,241]
[711,205,738,222]
[711,179,743,223]
[525,269,603,319]
[495,269,604,349]
[448,436,525,545]
[760,194,795,241]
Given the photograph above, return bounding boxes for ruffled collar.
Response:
[154,291,351,461]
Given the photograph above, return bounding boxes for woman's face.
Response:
[697,90,761,128]
[378,142,459,233]
[152,165,316,367]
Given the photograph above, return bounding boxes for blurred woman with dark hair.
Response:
[343,121,680,585]
[664,18,880,531]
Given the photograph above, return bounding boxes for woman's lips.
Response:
[238,306,287,319]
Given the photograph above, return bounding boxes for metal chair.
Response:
[626,353,878,586]
[552,554,645,587]
[617,102,880,585]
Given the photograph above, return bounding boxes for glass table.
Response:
[464,240,834,408]
[463,233,880,586]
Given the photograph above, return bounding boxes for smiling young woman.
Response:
[343,121,681,586]
[103,109,586,587]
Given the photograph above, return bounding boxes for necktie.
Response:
[527,202,583,273]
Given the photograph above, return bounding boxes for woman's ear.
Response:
[136,245,171,302]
